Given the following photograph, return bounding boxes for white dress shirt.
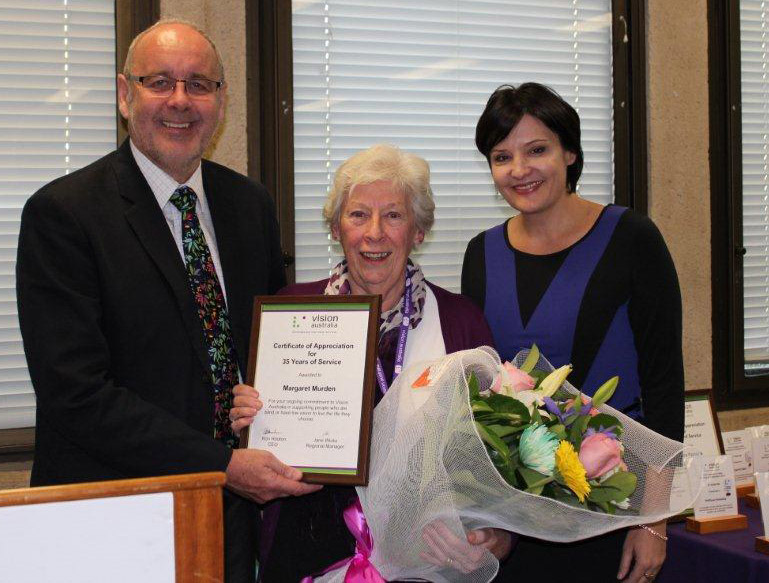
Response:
[130,140,229,302]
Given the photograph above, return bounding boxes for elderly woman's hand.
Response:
[617,521,667,582]
[466,527,513,560]
[420,521,512,573]
[229,384,262,433]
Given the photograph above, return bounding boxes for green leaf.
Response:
[489,448,519,486]
[569,415,590,449]
[486,394,530,415]
[476,412,528,426]
[475,421,511,460]
[573,394,583,414]
[472,401,494,414]
[493,458,519,486]
[529,369,549,388]
[600,471,638,497]
[549,483,583,507]
[587,414,623,437]
[468,371,480,400]
[487,424,519,438]
[591,376,619,409]
[500,412,531,424]
[587,485,626,503]
[592,499,613,514]
[518,466,553,489]
[519,344,540,373]
[530,404,542,424]
[548,423,567,440]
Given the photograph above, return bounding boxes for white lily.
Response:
[510,389,545,415]
[537,364,573,398]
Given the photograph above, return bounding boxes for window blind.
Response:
[292,0,615,289]
[0,0,116,428]
[740,0,769,371]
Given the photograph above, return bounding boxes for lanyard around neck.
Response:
[375,275,412,395]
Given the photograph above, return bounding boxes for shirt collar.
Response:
[130,139,205,207]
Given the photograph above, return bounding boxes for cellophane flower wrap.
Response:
[316,346,696,583]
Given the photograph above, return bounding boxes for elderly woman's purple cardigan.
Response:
[257,278,494,580]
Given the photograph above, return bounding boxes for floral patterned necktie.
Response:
[170,186,239,448]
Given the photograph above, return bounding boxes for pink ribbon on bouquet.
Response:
[301,498,386,583]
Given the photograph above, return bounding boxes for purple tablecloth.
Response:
[657,499,769,583]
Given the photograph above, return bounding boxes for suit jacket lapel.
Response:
[112,141,210,371]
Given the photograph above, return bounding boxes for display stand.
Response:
[686,514,748,534]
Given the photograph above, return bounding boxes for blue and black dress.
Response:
[461,204,684,582]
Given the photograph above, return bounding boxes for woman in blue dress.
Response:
[462,83,684,583]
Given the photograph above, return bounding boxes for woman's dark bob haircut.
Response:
[475,83,584,193]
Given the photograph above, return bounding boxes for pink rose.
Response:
[491,362,535,395]
[579,433,622,479]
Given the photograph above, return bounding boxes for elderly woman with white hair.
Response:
[231,144,512,581]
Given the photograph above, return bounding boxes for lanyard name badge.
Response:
[375,275,412,395]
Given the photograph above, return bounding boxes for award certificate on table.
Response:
[670,389,724,515]
[243,295,380,485]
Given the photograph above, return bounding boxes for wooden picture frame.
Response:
[242,295,380,486]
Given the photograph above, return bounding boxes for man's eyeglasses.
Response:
[126,74,223,97]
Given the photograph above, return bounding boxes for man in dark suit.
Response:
[16,20,318,582]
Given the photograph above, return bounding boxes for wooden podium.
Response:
[0,472,226,582]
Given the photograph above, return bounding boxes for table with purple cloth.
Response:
[657,499,769,582]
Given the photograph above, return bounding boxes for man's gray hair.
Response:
[324,144,436,236]
[123,19,225,80]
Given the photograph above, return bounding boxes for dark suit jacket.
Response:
[16,139,285,485]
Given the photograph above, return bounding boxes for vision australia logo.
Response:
[290,313,338,331]
[310,313,338,329]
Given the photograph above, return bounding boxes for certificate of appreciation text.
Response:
[244,296,379,485]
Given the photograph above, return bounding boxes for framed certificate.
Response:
[242,295,381,485]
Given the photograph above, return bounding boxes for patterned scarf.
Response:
[324,259,427,337]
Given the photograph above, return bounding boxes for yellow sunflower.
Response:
[555,440,591,503]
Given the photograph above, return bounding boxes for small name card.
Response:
[752,436,769,474]
[670,390,723,513]
[723,429,754,487]
[693,455,739,519]
[757,472,769,537]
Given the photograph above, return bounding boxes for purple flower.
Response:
[584,426,619,440]
[543,397,566,422]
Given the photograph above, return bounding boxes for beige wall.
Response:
[646,1,767,429]
[647,0,712,392]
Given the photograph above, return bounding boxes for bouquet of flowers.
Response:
[315,347,696,583]
[466,344,637,514]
